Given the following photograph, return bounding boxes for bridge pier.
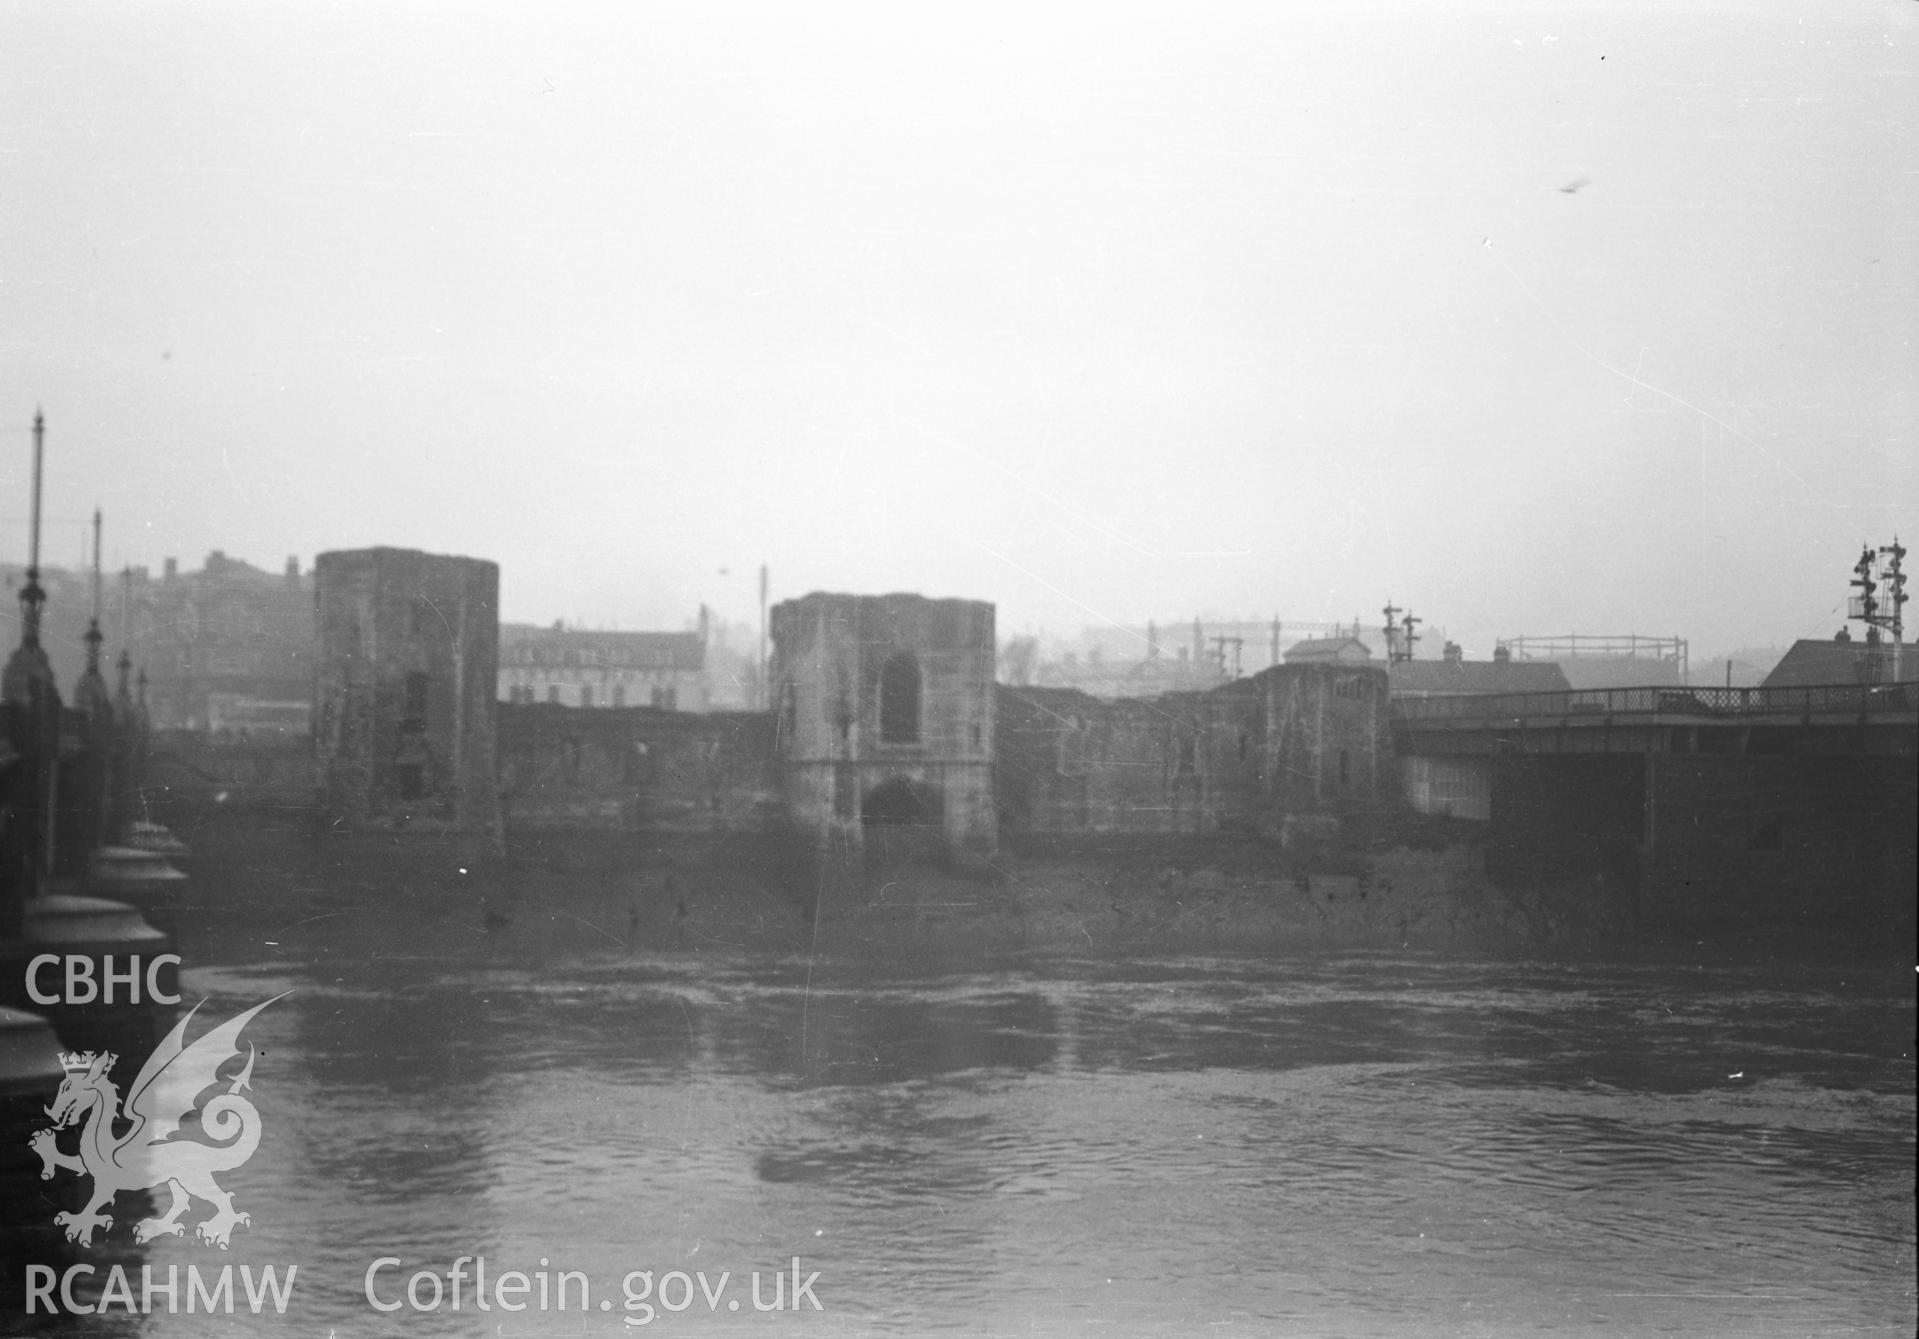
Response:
[1642,749,1655,859]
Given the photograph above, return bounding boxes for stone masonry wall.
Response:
[1640,753,1916,932]
[497,703,780,833]
[314,547,500,838]
[995,663,1390,842]
[771,592,996,854]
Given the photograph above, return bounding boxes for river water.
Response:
[31,902,1916,1338]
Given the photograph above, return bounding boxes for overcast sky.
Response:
[3,2,1913,656]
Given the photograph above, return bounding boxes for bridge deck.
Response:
[1392,681,1918,753]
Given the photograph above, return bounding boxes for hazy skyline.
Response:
[4,2,1913,659]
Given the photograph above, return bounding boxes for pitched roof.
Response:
[1389,659,1571,696]
[1761,638,1919,689]
[1283,636,1372,663]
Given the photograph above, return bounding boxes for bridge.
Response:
[1387,680,1915,929]
[1392,681,1919,757]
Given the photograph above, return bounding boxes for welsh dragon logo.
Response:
[29,994,287,1249]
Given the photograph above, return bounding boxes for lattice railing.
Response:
[1392,680,1919,724]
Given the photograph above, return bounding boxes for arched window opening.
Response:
[879,653,921,744]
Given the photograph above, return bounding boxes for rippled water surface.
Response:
[45,906,1916,1338]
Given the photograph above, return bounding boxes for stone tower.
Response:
[770,592,996,857]
[314,548,501,841]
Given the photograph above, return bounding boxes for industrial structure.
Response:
[1493,633,1689,689]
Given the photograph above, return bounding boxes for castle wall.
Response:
[996,687,1217,834]
[771,592,996,854]
[314,548,500,839]
[497,704,779,832]
[1258,663,1389,825]
[995,663,1390,842]
[144,728,315,821]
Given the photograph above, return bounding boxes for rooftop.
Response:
[499,623,704,671]
[1761,638,1919,689]
[1389,659,1572,696]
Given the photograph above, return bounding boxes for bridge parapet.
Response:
[1393,680,1918,728]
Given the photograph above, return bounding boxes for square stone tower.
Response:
[770,592,996,856]
[314,548,501,840]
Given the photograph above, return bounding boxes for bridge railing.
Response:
[1391,680,1919,724]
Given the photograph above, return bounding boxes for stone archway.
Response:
[861,774,945,865]
[862,775,941,826]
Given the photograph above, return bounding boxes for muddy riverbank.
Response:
[163,819,1639,965]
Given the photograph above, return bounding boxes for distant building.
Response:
[4,550,314,734]
[1761,637,1919,689]
[314,547,501,839]
[1388,651,1571,698]
[1028,619,1386,698]
[497,623,707,711]
[1283,636,1372,666]
[1033,650,1223,699]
